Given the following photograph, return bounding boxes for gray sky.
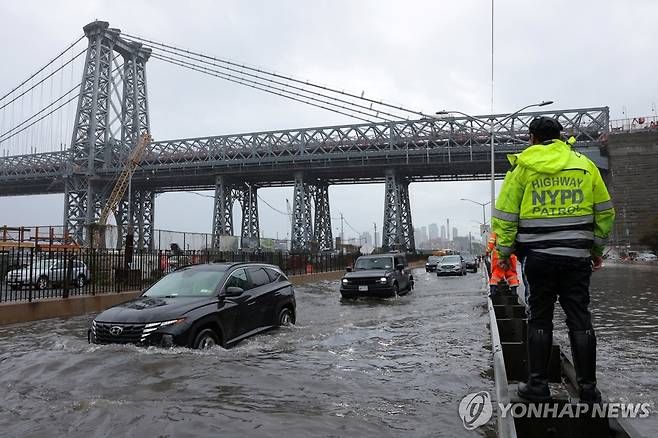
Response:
[1,0,657,242]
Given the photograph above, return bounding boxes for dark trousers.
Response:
[524,252,593,332]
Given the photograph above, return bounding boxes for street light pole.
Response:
[437,100,554,220]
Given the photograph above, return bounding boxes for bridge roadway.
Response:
[0,107,609,196]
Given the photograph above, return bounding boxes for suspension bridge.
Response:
[0,20,610,252]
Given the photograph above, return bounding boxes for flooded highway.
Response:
[0,264,656,437]
[0,269,495,437]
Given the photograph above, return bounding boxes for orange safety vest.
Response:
[488,233,519,287]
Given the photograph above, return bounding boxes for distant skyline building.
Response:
[453,227,459,239]
[440,225,446,240]
[428,223,439,240]
[360,231,372,246]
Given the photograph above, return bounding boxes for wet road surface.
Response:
[0,268,496,437]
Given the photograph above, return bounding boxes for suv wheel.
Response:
[37,276,49,290]
[278,308,295,326]
[193,328,219,350]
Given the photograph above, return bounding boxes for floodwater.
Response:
[0,269,495,438]
[0,264,656,437]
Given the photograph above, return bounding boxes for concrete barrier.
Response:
[0,269,346,325]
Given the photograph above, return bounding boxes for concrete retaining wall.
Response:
[0,269,346,326]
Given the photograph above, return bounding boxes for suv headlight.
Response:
[342,278,349,284]
[379,277,388,283]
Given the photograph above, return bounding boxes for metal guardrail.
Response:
[488,294,519,438]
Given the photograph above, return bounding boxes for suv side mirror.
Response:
[225,286,244,297]
[346,266,353,272]
[396,263,404,271]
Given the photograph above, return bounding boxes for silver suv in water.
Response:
[6,258,90,290]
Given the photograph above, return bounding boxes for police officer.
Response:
[492,116,615,403]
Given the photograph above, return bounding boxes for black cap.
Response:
[529,116,563,135]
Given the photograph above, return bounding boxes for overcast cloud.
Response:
[1,0,657,242]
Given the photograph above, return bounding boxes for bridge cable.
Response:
[149,52,385,123]
[0,93,80,145]
[123,33,428,119]
[127,38,407,122]
[0,36,85,102]
[0,48,86,112]
[0,84,80,142]
[150,53,377,124]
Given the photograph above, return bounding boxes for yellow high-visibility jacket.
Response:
[492,139,615,259]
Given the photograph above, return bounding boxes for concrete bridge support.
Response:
[382,170,415,252]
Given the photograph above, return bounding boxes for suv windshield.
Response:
[441,256,461,264]
[428,256,441,263]
[144,267,226,297]
[355,257,393,270]
[462,254,475,261]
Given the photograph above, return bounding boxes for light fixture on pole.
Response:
[460,198,490,227]
[436,100,554,219]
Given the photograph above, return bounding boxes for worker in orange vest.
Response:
[486,233,519,297]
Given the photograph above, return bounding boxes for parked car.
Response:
[436,255,467,276]
[89,262,296,349]
[6,258,90,290]
[637,252,657,262]
[462,253,478,273]
[425,256,442,272]
[340,253,413,299]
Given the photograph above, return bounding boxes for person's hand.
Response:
[592,256,603,271]
[497,257,511,270]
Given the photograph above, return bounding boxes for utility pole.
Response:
[373,222,377,249]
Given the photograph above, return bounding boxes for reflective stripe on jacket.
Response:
[492,139,615,258]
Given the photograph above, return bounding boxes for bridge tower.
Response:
[64,21,152,248]
[382,171,415,252]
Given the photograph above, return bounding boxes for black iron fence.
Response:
[0,246,362,304]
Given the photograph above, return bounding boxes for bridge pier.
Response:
[291,173,313,252]
[382,170,415,252]
[211,177,261,249]
[290,174,334,253]
[312,183,333,251]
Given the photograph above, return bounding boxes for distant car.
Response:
[462,253,478,273]
[436,255,466,276]
[637,253,657,262]
[425,256,442,272]
[340,253,413,299]
[6,258,90,290]
[89,262,296,349]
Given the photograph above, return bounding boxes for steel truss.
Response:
[312,183,333,251]
[382,171,415,252]
[211,177,260,248]
[1,108,609,185]
[289,174,334,252]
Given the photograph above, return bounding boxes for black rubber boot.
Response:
[510,286,518,296]
[569,330,602,404]
[489,285,498,297]
[517,327,552,402]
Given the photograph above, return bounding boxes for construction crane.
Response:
[92,133,152,247]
